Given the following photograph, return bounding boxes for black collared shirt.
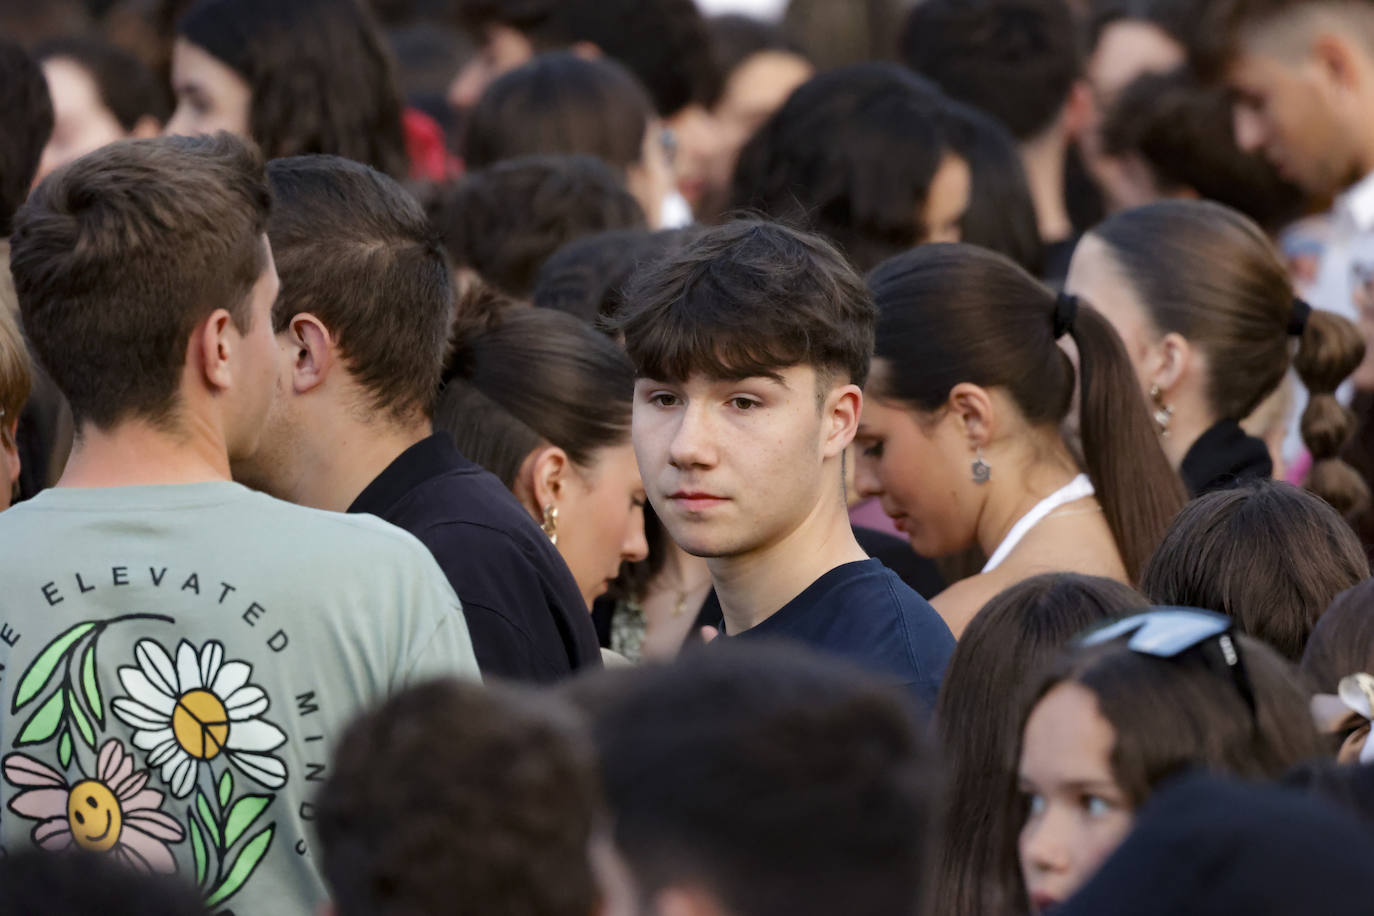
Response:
[348,433,602,682]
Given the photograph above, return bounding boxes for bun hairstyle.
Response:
[1089,200,1369,517]
[868,243,1186,582]
[436,306,634,490]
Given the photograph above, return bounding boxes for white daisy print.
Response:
[111,640,288,798]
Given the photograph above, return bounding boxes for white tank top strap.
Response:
[981,474,1096,573]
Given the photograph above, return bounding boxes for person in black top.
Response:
[233,154,600,682]
[612,220,954,706]
[1065,199,1368,512]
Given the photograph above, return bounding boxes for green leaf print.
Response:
[223,795,270,848]
[80,643,103,725]
[204,825,275,908]
[58,731,72,769]
[188,810,209,886]
[218,771,233,809]
[196,791,221,850]
[11,622,95,712]
[15,690,66,745]
[67,689,95,748]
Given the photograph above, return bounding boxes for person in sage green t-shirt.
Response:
[0,133,479,916]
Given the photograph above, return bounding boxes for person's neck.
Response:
[710,487,869,635]
[1159,393,1217,470]
[1021,129,1074,245]
[58,415,231,488]
[973,438,1083,560]
[285,412,431,512]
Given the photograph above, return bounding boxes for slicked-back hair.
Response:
[434,154,646,300]
[457,0,714,117]
[9,133,269,431]
[318,678,600,916]
[266,155,452,422]
[0,40,53,237]
[614,220,876,390]
[729,63,950,273]
[179,0,408,178]
[900,0,1080,141]
[463,52,654,172]
[566,641,938,916]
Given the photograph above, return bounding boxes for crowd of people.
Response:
[5,0,1374,913]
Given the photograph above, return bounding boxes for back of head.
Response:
[1098,70,1304,232]
[729,63,948,272]
[1088,200,1369,516]
[9,133,269,431]
[1031,628,1323,803]
[437,306,633,488]
[0,849,209,915]
[266,154,451,423]
[435,154,646,300]
[459,0,713,117]
[581,641,937,916]
[900,0,1080,141]
[1056,773,1374,916]
[933,573,1148,916]
[179,0,408,177]
[463,52,653,172]
[533,227,698,326]
[1301,579,1374,693]
[867,243,1186,581]
[317,678,599,916]
[0,40,53,238]
[937,100,1044,275]
[614,220,875,388]
[35,36,172,131]
[1141,479,1369,661]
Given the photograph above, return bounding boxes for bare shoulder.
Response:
[1003,509,1129,583]
[931,568,1021,638]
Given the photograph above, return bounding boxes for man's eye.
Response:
[650,393,678,407]
[731,397,758,410]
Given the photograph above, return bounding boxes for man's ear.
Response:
[197,308,237,393]
[822,383,863,458]
[284,313,334,396]
[947,382,996,448]
[1061,79,1094,139]
[1313,31,1363,93]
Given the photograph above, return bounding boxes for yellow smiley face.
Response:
[67,780,123,852]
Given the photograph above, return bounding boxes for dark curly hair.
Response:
[317,678,601,916]
[179,0,408,178]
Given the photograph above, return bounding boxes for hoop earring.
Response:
[971,449,991,485]
[541,505,559,545]
[1150,385,1173,438]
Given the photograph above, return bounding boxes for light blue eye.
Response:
[1085,796,1113,817]
[1026,794,1047,817]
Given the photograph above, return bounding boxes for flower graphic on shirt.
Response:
[111,639,287,798]
[3,739,185,872]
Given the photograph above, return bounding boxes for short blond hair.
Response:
[0,305,31,442]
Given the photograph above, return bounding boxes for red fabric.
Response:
[403,107,461,182]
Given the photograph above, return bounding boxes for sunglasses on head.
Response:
[1078,608,1257,717]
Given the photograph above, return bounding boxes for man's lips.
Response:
[668,491,728,511]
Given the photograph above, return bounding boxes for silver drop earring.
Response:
[971,448,991,484]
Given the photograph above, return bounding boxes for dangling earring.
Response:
[1150,385,1173,438]
[541,505,559,545]
[971,448,991,485]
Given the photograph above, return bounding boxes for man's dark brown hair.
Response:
[8,132,269,430]
[317,678,600,916]
[613,219,876,389]
[266,155,452,422]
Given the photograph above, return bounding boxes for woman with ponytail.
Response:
[854,243,1185,636]
[1066,199,1369,516]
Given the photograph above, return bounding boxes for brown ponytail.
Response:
[868,243,1185,582]
[1293,306,1369,518]
[1070,302,1189,580]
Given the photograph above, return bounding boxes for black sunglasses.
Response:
[1078,608,1258,717]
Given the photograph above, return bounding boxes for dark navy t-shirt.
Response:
[723,558,955,708]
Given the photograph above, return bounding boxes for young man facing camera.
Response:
[615,221,954,705]
[0,135,477,915]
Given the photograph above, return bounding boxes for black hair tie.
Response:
[1288,297,1312,337]
[1053,291,1079,340]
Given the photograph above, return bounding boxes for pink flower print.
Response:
[4,739,186,873]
